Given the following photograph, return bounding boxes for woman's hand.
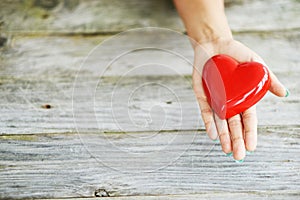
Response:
[192,39,287,161]
[173,0,288,161]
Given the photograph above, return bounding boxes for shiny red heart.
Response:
[202,54,271,119]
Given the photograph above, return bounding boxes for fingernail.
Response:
[212,138,219,143]
[285,88,290,97]
[246,150,254,155]
[225,152,233,157]
[234,159,244,163]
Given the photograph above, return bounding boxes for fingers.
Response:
[214,113,232,154]
[228,114,246,161]
[214,107,256,159]
[192,63,218,140]
[196,94,218,140]
[268,70,288,97]
[242,106,257,152]
[206,118,218,141]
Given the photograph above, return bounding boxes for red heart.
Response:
[202,54,271,119]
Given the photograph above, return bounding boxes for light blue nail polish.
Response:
[235,159,244,163]
[246,150,254,155]
[225,152,233,157]
[212,138,219,143]
[285,88,290,97]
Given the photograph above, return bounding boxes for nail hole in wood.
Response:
[94,188,110,197]
[41,104,52,109]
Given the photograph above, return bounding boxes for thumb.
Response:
[252,53,289,97]
[268,70,289,97]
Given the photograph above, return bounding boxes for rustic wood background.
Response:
[0,0,299,199]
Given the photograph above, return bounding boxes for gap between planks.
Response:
[38,191,300,200]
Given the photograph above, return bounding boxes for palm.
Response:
[192,39,286,161]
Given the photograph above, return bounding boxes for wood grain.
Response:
[0,1,299,199]
[2,28,300,78]
[0,72,299,135]
[47,192,300,200]
[0,0,299,34]
[0,127,299,199]
[1,31,299,135]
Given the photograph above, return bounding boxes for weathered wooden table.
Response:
[0,0,299,199]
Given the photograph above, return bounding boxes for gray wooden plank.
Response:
[226,0,300,32]
[0,127,299,199]
[1,30,299,78]
[1,0,185,34]
[0,0,299,34]
[0,71,299,135]
[0,30,299,135]
[45,192,300,200]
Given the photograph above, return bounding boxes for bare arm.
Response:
[173,0,232,45]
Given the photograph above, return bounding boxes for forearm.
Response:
[173,0,232,46]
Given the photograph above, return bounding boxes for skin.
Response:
[173,0,287,161]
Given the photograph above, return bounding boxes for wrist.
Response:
[181,1,233,47]
[188,22,233,47]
